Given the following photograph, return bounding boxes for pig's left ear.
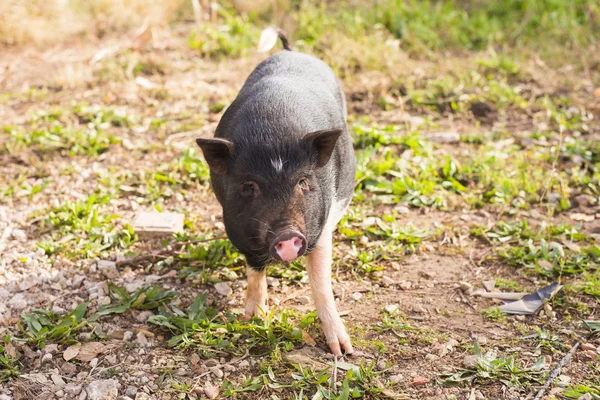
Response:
[305,128,342,168]
[196,138,234,174]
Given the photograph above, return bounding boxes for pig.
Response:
[196,30,356,355]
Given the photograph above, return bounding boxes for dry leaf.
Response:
[302,330,316,347]
[75,342,106,362]
[205,385,219,400]
[63,342,81,361]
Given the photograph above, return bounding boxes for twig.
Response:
[532,342,580,400]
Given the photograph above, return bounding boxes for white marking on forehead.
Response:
[271,156,284,172]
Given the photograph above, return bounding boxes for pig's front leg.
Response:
[244,266,268,318]
[306,230,353,355]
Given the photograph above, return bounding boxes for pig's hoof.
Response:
[242,302,268,320]
[323,324,353,356]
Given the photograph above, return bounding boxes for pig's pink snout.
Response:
[271,231,306,261]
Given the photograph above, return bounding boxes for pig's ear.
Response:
[196,138,234,174]
[305,128,342,168]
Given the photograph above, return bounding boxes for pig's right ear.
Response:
[195,138,234,175]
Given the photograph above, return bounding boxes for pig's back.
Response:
[217,51,347,141]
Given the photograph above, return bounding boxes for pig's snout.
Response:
[270,230,306,261]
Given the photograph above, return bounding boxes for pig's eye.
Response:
[298,178,310,192]
[241,182,258,197]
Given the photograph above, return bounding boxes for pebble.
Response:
[51,374,66,386]
[11,229,27,241]
[458,281,473,292]
[97,260,119,279]
[123,331,133,341]
[463,355,479,369]
[384,304,399,313]
[8,293,28,310]
[86,379,119,400]
[238,360,250,368]
[135,311,153,323]
[135,393,151,400]
[214,282,233,297]
[136,332,149,347]
[412,376,430,386]
[298,296,310,305]
[411,304,427,314]
[42,353,53,364]
[350,292,363,301]
[125,387,138,397]
[426,132,460,144]
[381,276,394,286]
[389,374,403,384]
[209,366,224,379]
[266,277,280,287]
[399,281,412,290]
[61,362,78,376]
[65,385,83,396]
[395,206,410,214]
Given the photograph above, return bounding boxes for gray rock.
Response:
[136,332,149,347]
[8,293,28,310]
[135,311,153,323]
[426,131,460,144]
[214,282,233,297]
[123,331,134,341]
[297,296,310,305]
[266,277,280,287]
[97,260,119,279]
[65,385,83,396]
[125,386,138,397]
[209,366,224,379]
[86,379,119,400]
[384,304,398,314]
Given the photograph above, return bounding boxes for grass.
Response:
[0,342,22,383]
[32,193,137,259]
[439,340,547,390]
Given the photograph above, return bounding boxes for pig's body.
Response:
[197,44,356,355]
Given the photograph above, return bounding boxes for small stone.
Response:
[86,379,119,400]
[11,229,27,241]
[42,353,53,364]
[384,304,399,314]
[90,358,99,368]
[8,293,28,310]
[65,385,83,396]
[482,280,495,292]
[209,366,224,379]
[424,353,437,361]
[223,364,236,372]
[389,374,403,384]
[238,360,250,368]
[51,374,66,386]
[381,276,394,287]
[214,282,233,297]
[136,332,149,347]
[135,393,150,400]
[123,331,133,341]
[426,132,460,144]
[458,281,473,292]
[204,359,219,367]
[463,355,479,369]
[97,260,119,279]
[61,362,78,376]
[125,387,138,397]
[395,206,410,214]
[399,281,412,290]
[266,277,280,287]
[350,292,363,301]
[412,376,430,386]
[411,304,426,314]
[298,296,310,305]
[135,311,153,323]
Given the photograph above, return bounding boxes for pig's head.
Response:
[196,128,341,268]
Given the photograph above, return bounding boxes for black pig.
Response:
[196,31,356,355]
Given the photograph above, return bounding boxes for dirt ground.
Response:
[1,21,599,400]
